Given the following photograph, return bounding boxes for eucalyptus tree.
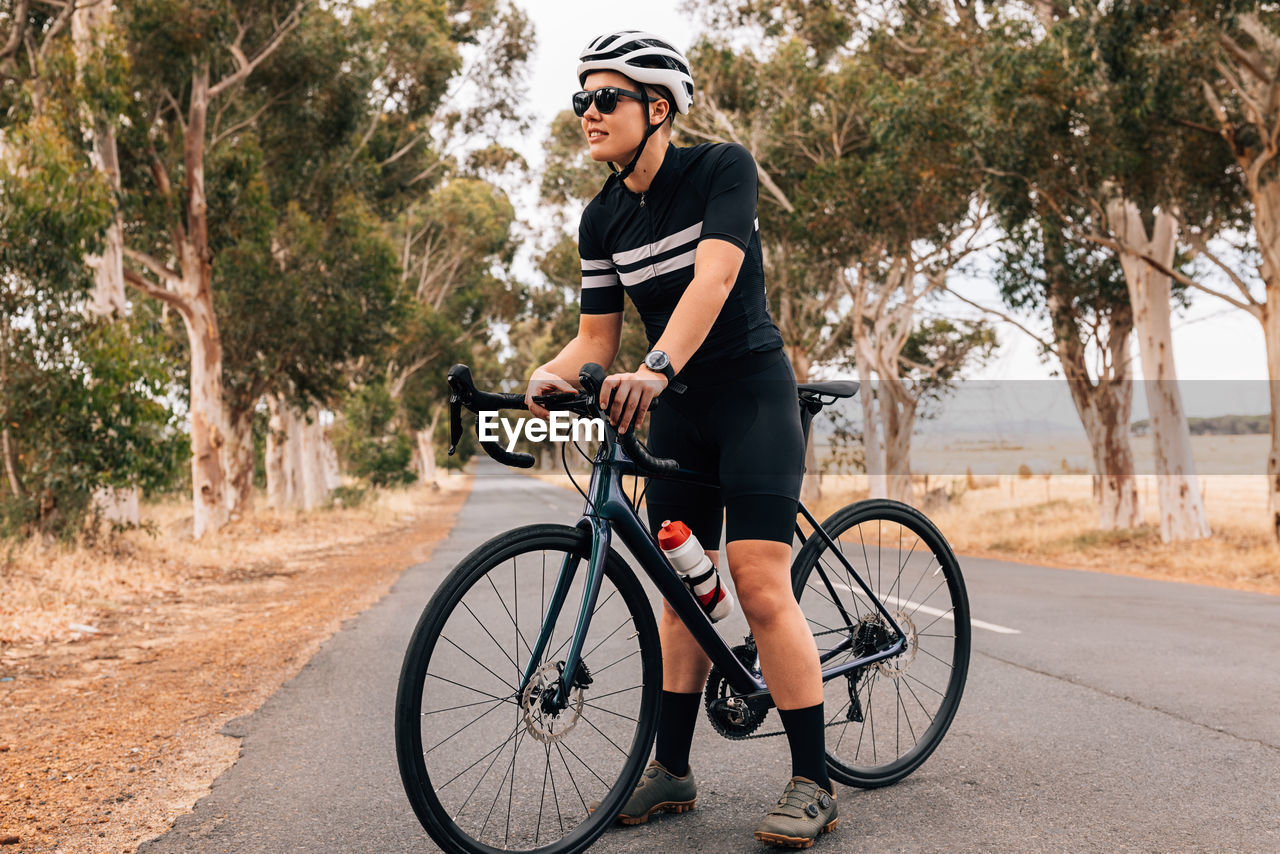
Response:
[974,2,1236,541]
[0,21,181,537]
[373,3,533,484]
[972,10,1148,530]
[1098,2,1280,541]
[106,1,526,531]
[687,3,996,503]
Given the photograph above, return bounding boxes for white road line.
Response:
[830,582,1021,635]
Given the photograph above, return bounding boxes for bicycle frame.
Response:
[518,433,909,709]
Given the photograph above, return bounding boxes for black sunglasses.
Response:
[572,86,646,117]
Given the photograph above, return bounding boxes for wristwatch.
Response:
[643,350,686,393]
[643,350,675,383]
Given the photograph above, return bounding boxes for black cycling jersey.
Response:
[577,142,784,372]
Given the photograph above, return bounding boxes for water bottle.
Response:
[657,520,735,622]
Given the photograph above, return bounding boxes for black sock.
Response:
[653,690,701,777]
[778,703,832,795]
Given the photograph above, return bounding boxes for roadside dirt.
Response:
[0,477,472,853]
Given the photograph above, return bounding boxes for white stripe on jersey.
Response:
[581,272,620,289]
[581,258,613,271]
[612,220,703,266]
[618,247,698,287]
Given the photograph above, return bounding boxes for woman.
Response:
[525,31,837,848]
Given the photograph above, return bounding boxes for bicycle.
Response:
[395,362,971,854]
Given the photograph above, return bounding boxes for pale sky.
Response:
[508,0,1272,408]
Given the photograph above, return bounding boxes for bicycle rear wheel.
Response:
[396,524,662,854]
[791,499,970,788]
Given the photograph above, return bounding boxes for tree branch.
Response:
[943,286,1053,350]
[1180,226,1263,307]
[0,0,31,67]
[122,267,188,312]
[1218,30,1271,84]
[1083,231,1260,316]
[34,0,75,67]
[211,88,294,147]
[123,247,182,285]
[208,0,306,98]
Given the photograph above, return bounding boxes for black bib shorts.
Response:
[643,348,806,550]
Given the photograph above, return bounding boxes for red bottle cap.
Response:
[657,520,691,550]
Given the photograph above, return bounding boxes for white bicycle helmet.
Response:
[577,31,695,115]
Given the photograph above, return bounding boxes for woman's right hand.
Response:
[525,367,577,419]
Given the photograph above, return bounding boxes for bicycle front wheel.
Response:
[396,524,662,854]
[791,499,970,789]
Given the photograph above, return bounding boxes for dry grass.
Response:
[528,469,1279,596]
[0,473,473,853]
[811,473,1280,596]
[0,472,470,647]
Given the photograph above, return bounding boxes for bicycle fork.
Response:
[517,517,612,711]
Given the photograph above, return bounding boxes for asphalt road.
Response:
[141,461,1280,853]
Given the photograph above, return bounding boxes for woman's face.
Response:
[579,70,664,162]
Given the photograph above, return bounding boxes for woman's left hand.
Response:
[600,368,667,434]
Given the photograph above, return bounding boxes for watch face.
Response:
[646,351,670,371]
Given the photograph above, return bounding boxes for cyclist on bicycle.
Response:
[525,30,837,848]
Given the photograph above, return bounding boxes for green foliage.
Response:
[1133,414,1269,435]
[332,382,416,487]
[0,313,187,539]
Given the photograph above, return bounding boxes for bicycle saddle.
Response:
[797,381,859,399]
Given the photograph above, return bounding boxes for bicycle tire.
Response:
[396,524,662,854]
[791,499,970,789]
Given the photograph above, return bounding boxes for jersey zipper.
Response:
[639,192,646,208]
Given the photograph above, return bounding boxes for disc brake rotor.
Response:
[520,661,584,744]
[874,610,918,679]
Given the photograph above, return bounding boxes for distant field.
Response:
[813,433,1275,477]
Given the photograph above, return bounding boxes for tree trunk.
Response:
[265,394,288,509]
[1048,293,1142,529]
[416,428,436,484]
[266,397,335,511]
[71,2,127,318]
[1075,383,1142,530]
[1265,292,1280,542]
[0,317,22,500]
[298,411,331,510]
[879,375,917,505]
[225,406,255,518]
[414,403,444,485]
[1106,201,1210,542]
[183,293,230,538]
[852,335,887,499]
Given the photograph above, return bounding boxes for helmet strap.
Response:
[612,87,662,185]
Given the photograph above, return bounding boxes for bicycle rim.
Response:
[792,499,971,788]
[396,524,661,854]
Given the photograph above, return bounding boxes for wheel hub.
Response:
[520,661,584,744]
[872,611,917,679]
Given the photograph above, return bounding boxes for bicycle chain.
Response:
[720,626,866,741]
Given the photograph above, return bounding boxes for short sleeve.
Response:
[698,143,759,251]
[578,211,623,315]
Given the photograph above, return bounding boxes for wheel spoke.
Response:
[400,535,658,852]
[796,508,969,787]
[440,634,516,694]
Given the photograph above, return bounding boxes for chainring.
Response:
[703,641,769,739]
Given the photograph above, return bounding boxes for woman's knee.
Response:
[730,569,794,629]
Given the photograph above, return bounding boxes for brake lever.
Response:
[448,392,463,455]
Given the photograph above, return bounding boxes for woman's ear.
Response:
[649,96,670,126]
